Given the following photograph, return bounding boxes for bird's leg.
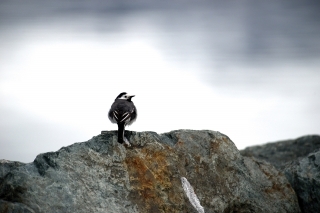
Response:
[117,123,125,143]
[123,124,131,147]
[117,123,131,147]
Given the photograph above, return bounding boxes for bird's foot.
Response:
[123,137,131,147]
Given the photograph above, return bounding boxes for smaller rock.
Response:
[240,135,320,170]
[284,151,320,213]
[241,135,320,213]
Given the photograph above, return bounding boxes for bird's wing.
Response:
[108,100,137,125]
[126,107,137,125]
[108,109,118,123]
[109,110,131,123]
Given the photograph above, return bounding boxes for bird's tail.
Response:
[117,123,125,143]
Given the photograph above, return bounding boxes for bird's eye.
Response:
[124,96,127,98]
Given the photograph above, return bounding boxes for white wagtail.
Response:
[108,92,137,146]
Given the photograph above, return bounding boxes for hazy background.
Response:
[1,0,319,163]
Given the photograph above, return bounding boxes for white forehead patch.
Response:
[118,94,133,100]
[118,94,129,99]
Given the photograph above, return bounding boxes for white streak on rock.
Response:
[181,177,205,213]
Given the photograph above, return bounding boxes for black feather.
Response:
[115,92,127,100]
[108,93,137,145]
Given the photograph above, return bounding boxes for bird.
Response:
[108,92,137,146]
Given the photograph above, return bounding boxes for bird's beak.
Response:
[127,94,135,101]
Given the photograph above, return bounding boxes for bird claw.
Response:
[124,137,131,147]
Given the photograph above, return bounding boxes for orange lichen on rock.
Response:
[125,143,183,213]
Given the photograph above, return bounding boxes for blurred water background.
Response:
[1,0,320,162]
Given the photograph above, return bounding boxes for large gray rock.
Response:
[241,135,320,213]
[0,130,300,213]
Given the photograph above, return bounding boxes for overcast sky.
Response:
[1,0,320,163]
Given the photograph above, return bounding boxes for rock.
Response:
[284,151,320,213]
[241,135,320,213]
[240,135,320,170]
[0,130,300,213]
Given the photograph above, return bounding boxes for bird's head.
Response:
[116,92,135,101]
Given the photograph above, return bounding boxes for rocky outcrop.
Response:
[0,130,300,213]
[284,151,320,213]
[240,135,320,170]
[241,135,320,213]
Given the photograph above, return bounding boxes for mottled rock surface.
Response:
[284,151,320,213]
[240,135,320,170]
[0,130,300,213]
[241,135,320,213]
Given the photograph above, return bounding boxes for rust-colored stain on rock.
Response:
[125,144,183,213]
